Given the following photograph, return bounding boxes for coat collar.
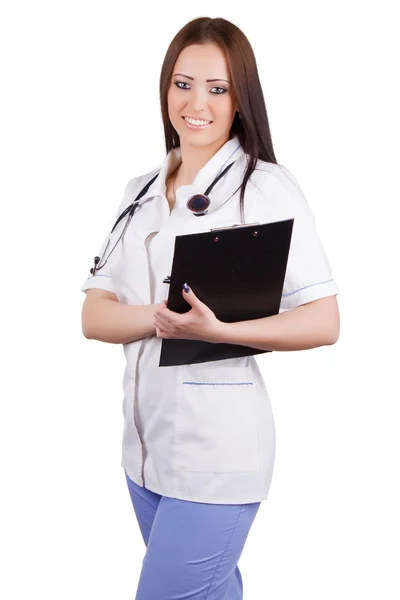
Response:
[143,135,245,211]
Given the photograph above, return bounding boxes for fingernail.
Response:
[182,283,190,293]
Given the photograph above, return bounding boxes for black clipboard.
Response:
[159,218,294,366]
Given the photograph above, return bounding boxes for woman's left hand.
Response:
[153,284,224,343]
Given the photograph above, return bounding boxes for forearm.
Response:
[214,300,339,351]
[82,300,157,344]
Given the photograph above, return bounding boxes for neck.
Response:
[176,135,230,185]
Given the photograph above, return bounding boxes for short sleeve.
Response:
[80,178,135,295]
[250,165,340,311]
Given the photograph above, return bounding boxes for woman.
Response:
[80,16,340,600]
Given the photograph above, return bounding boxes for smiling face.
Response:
[167,42,238,150]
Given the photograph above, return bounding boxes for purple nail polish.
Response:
[183,283,190,293]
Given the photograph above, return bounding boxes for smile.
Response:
[182,116,213,130]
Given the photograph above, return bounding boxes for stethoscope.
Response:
[90,159,240,276]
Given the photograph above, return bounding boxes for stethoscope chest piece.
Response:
[187,194,211,216]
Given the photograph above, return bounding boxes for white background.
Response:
[1,1,399,598]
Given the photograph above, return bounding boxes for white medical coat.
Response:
[80,135,340,504]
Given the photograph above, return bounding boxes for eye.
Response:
[174,81,190,90]
[210,87,227,94]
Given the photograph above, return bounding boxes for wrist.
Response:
[210,320,231,344]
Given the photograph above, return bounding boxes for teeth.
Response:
[184,117,211,126]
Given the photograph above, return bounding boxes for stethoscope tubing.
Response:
[91,160,240,276]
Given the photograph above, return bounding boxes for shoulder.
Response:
[247,159,312,221]
[118,167,160,211]
[122,168,159,198]
[250,159,304,196]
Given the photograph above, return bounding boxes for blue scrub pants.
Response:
[124,471,261,599]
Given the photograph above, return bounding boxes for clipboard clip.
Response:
[162,223,261,282]
[210,221,260,232]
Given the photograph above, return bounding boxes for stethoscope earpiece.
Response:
[90,256,101,275]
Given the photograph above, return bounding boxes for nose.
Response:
[187,87,209,115]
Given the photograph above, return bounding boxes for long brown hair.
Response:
[159,17,279,213]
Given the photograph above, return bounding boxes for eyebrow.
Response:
[172,73,231,84]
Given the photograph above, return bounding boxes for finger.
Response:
[154,315,173,335]
[157,326,170,339]
[156,313,173,326]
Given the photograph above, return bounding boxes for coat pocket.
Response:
[175,365,261,473]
